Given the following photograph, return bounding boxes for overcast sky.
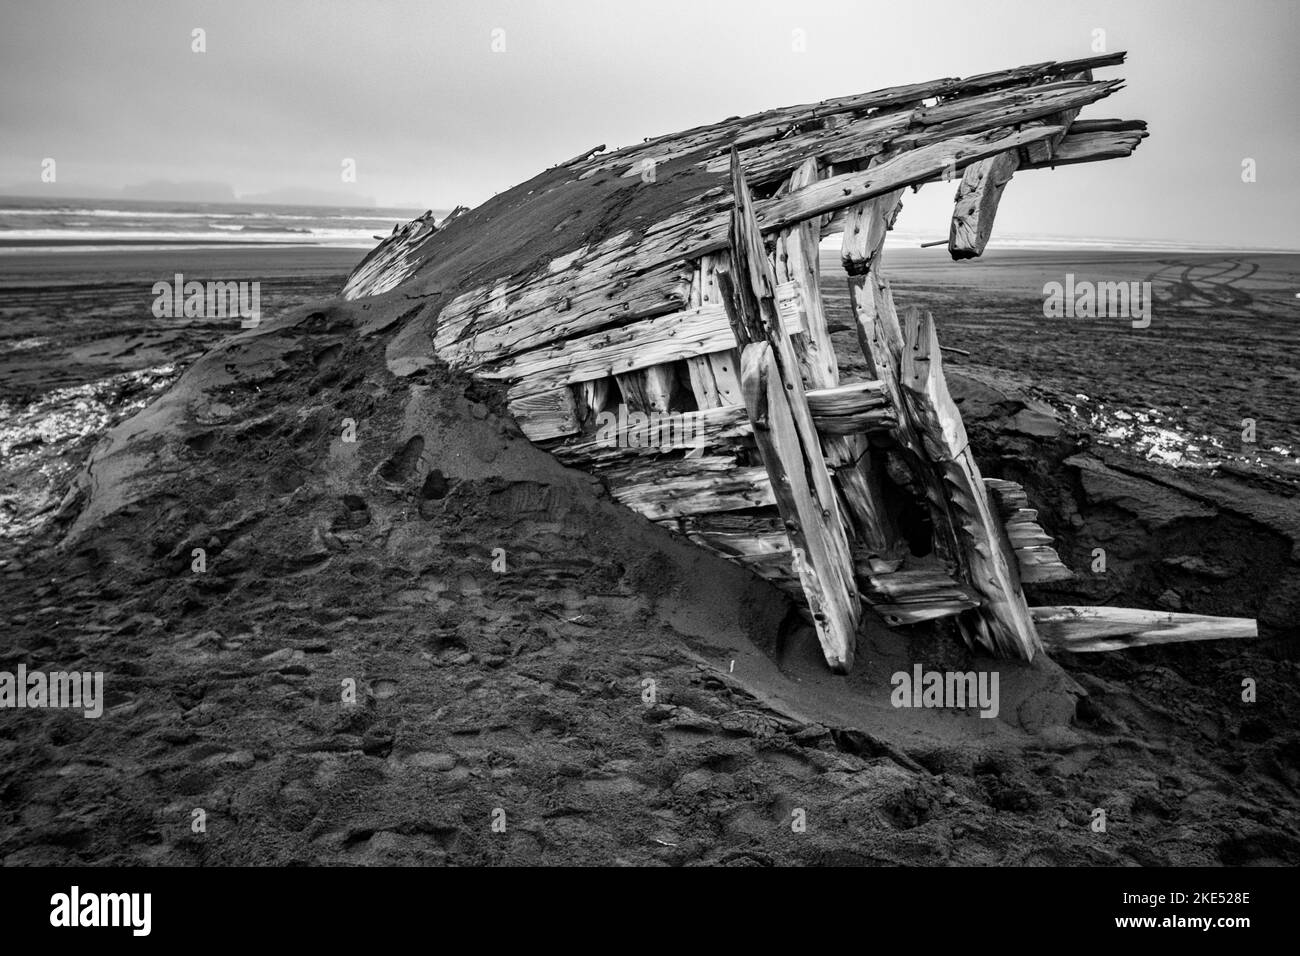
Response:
[2,0,1296,247]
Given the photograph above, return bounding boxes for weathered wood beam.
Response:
[685,528,790,560]
[904,80,1123,149]
[723,151,856,569]
[607,457,774,520]
[771,160,899,556]
[508,387,581,441]
[946,69,1090,259]
[1018,126,1149,169]
[948,51,1125,97]
[898,308,1042,659]
[437,258,694,367]
[740,340,861,671]
[838,188,941,566]
[615,363,683,414]
[493,305,733,398]
[948,150,1019,259]
[984,477,1073,584]
[842,186,906,276]
[774,159,839,387]
[553,404,750,468]
[1023,70,1092,164]
[684,255,744,409]
[757,126,1061,234]
[805,381,894,435]
[1032,606,1258,653]
[860,566,982,626]
[574,377,613,428]
[436,113,1131,373]
[724,149,862,670]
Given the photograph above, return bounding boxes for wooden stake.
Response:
[1032,606,1257,653]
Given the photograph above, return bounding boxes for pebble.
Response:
[182,702,219,727]
[407,752,456,771]
[220,750,256,769]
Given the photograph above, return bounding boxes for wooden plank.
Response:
[842,187,905,275]
[492,305,732,396]
[757,126,1062,234]
[723,151,851,539]
[1015,548,1076,583]
[433,113,1135,373]
[910,78,1105,132]
[740,341,860,672]
[705,111,912,184]
[685,528,790,559]
[724,150,863,637]
[898,308,1042,659]
[436,258,694,367]
[1022,70,1092,164]
[946,73,1093,259]
[805,381,894,435]
[685,354,724,408]
[838,192,944,564]
[606,457,773,520]
[574,377,613,427]
[984,477,1073,583]
[684,255,744,409]
[552,404,750,468]
[903,80,1124,149]
[857,565,981,626]
[771,160,899,556]
[428,60,1142,373]
[1019,127,1149,169]
[508,387,580,441]
[616,363,683,414]
[685,349,744,410]
[948,150,1019,259]
[1032,606,1258,653]
[706,350,743,405]
[774,158,839,387]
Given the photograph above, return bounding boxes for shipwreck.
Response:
[336,51,1258,672]
[75,51,1259,673]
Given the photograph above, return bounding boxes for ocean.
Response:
[0,196,435,252]
[4,196,1290,258]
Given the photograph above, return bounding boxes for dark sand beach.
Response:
[1,243,1297,865]
[0,248,358,540]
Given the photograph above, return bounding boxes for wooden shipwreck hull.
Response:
[344,52,1256,672]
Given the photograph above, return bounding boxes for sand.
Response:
[0,246,1297,865]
